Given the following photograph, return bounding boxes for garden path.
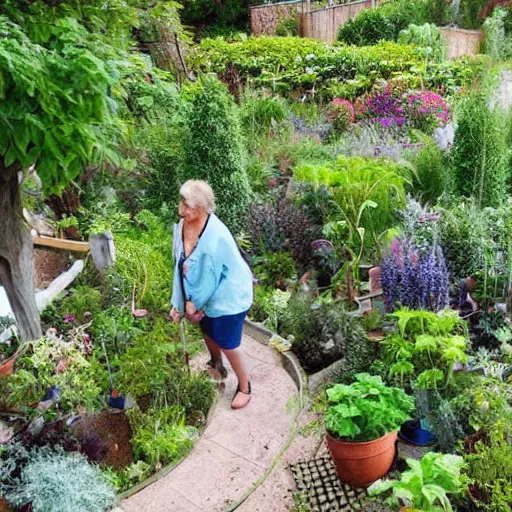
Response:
[116,333,301,512]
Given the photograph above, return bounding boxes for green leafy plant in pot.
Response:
[324,373,414,487]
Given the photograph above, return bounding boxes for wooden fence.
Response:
[440,27,483,59]
[250,0,303,36]
[301,0,374,43]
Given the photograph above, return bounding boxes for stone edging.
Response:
[116,392,222,502]
[243,318,308,407]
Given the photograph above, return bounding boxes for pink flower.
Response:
[63,314,76,324]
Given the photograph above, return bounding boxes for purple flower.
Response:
[63,314,76,324]
[381,237,449,312]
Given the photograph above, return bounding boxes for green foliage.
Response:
[456,0,487,29]
[483,8,512,62]
[283,294,369,373]
[423,0,452,25]
[398,23,444,63]
[450,375,512,435]
[0,16,123,194]
[407,138,448,204]
[295,155,411,260]
[191,36,484,100]
[116,328,215,415]
[275,14,298,37]
[182,75,251,234]
[240,92,288,139]
[2,445,115,512]
[114,210,173,313]
[251,288,291,332]
[378,308,469,390]
[464,423,512,512]
[369,452,468,511]
[254,251,297,289]
[61,285,102,322]
[128,406,195,468]
[452,90,509,208]
[324,373,415,442]
[7,334,109,413]
[338,0,428,46]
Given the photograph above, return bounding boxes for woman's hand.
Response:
[186,310,205,323]
[168,307,181,323]
[185,301,197,316]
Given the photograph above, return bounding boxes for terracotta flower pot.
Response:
[326,430,397,487]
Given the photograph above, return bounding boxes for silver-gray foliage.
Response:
[5,445,115,512]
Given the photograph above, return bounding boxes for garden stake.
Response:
[101,337,125,409]
[180,317,191,376]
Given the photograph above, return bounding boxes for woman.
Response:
[169,180,253,409]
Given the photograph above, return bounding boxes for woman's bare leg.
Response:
[203,333,222,363]
[222,347,250,393]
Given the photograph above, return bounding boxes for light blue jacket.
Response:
[171,214,253,318]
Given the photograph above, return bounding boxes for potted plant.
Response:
[368,452,468,511]
[324,373,414,487]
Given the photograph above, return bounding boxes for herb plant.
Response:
[324,373,414,442]
[369,452,468,511]
[378,308,468,390]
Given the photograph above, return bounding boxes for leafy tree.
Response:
[182,75,251,234]
[0,16,124,340]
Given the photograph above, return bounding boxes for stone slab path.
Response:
[117,334,299,512]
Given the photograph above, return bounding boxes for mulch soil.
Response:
[74,410,134,469]
[34,247,72,289]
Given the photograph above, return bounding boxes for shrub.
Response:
[408,139,448,204]
[464,423,512,511]
[254,251,296,289]
[398,23,444,62]
[338,0,428,46]
[248,198,313,270]
[275,14,298,37]
[324,373,415,442]
[182,75,251,234]
[190,36,484,99]
[284,296,368,373]
[61,285,101,322]
[2,445,115,512]
[128,406,195,468]
[329,98,355,135]
[240,92,288,138]
[451,90,509,208]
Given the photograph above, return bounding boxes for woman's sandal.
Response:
[206,358,228,380]
[231,382,251,410]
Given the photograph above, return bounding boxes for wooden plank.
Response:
[33,235,90,253]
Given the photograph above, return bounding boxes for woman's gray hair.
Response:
[180,180,216,213]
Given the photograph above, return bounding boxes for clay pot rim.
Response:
[325,429,396,446]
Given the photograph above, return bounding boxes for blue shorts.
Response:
[200,310,248,350]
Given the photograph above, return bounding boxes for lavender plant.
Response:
[381,237,449,312]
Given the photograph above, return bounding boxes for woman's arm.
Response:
[183,253,221,312]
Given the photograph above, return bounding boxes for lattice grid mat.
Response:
[290,456,368,512]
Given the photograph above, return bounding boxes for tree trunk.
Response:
[0,161,42,342]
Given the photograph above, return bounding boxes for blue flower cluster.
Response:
[381,237,449,312]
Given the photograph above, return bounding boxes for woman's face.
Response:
[179,196,202,223]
